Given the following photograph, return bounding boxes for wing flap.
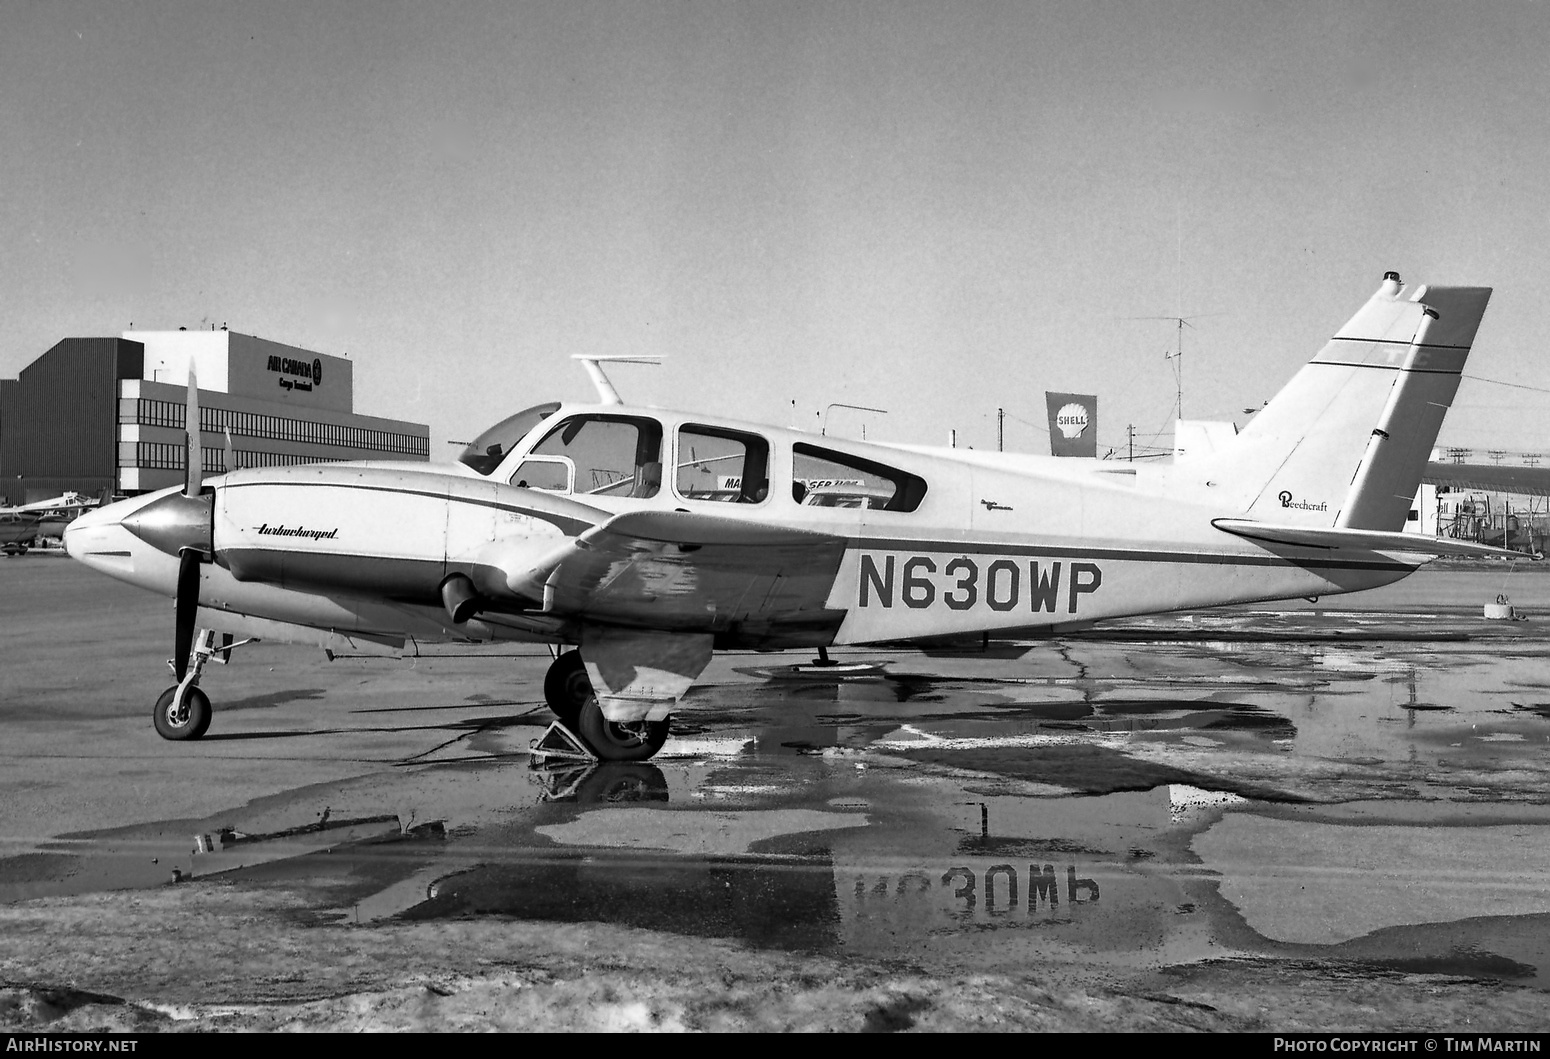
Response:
[1212,518,1535,560]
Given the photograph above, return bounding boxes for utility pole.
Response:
[997,408,1005,452]
[1127,424,1135,462]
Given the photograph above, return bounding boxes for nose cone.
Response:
[64,487,210,588]
[64,494,147,578]
[119,490,214,558]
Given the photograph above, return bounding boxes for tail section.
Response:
[1191,273,1490,530]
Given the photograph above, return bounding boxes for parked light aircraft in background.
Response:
[1,491,105,555]
[65,272,1529,759]
[0,490,103,518]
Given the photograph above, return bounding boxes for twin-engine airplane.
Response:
[66,272,1527,759]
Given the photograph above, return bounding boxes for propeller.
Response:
[119,363,218,682]
[174,367,206,681]
[185,366,203,499]
[174,548,201,681]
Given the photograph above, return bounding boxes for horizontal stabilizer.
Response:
[1423,461,1550,497]
[1212,518,1535,560]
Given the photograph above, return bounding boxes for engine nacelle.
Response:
[212,464,602,603]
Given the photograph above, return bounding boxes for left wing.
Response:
[1212,518,1535,560]
[512,510,850,635]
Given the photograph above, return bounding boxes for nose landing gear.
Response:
[153,628,252,741]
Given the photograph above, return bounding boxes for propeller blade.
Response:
[223,426,236,474]
[174,549,200,682]
[184,364,202,499]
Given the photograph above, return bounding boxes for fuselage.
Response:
[65,399,1419,651]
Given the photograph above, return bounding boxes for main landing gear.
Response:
[154,629,251,741]
[542,649,670,762]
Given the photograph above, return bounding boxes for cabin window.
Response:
[520,414,663,497]
[509,455,572,493]
[792,443,927,512]
[676,425,770,503]
[460,402,561,474]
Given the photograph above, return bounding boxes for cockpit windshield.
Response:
[457,402,561,475]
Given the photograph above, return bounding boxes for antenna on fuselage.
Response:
[571,355,663,405]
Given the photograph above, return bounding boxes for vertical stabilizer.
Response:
[1193,274,1490,530]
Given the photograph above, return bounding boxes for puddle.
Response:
[1194,809,1550,985]
[6,622,1550,992]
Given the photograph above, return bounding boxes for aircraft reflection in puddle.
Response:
[528,761,670,804]
[387,763,1226,970]
[385,758,1550,987]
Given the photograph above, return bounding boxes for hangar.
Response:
[0,329,429,505]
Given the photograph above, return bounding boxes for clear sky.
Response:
[4,1,1549,459]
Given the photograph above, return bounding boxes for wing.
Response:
[516,509,849,638]
[1212,518,1534,560]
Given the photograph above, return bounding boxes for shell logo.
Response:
[1055,403,1090,440]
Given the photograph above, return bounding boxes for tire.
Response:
[577,697,670,762]
[543,650,592,729]
[153,685,212,741]
[574,763,670,804]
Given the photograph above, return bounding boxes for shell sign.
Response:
[1055,403,1090,439]
[1045,392,1098,457]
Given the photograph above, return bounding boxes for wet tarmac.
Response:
[3,557,1550,1028]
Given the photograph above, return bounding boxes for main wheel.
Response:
[543,650,592,729]
[577,697,670,762]
[574,763,670,804]
[153,685,212,741]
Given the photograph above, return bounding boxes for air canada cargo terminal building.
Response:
[0,330,429,505]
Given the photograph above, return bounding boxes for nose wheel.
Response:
[154,685,212,740]
[153,628,252,741]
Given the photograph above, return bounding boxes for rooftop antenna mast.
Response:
[1121,312,1225,422]
[822,402,887,437]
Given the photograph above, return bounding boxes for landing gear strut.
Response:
[541,649,671,762]
[153,629,251,741]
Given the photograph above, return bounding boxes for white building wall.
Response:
[126,331,233,393]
